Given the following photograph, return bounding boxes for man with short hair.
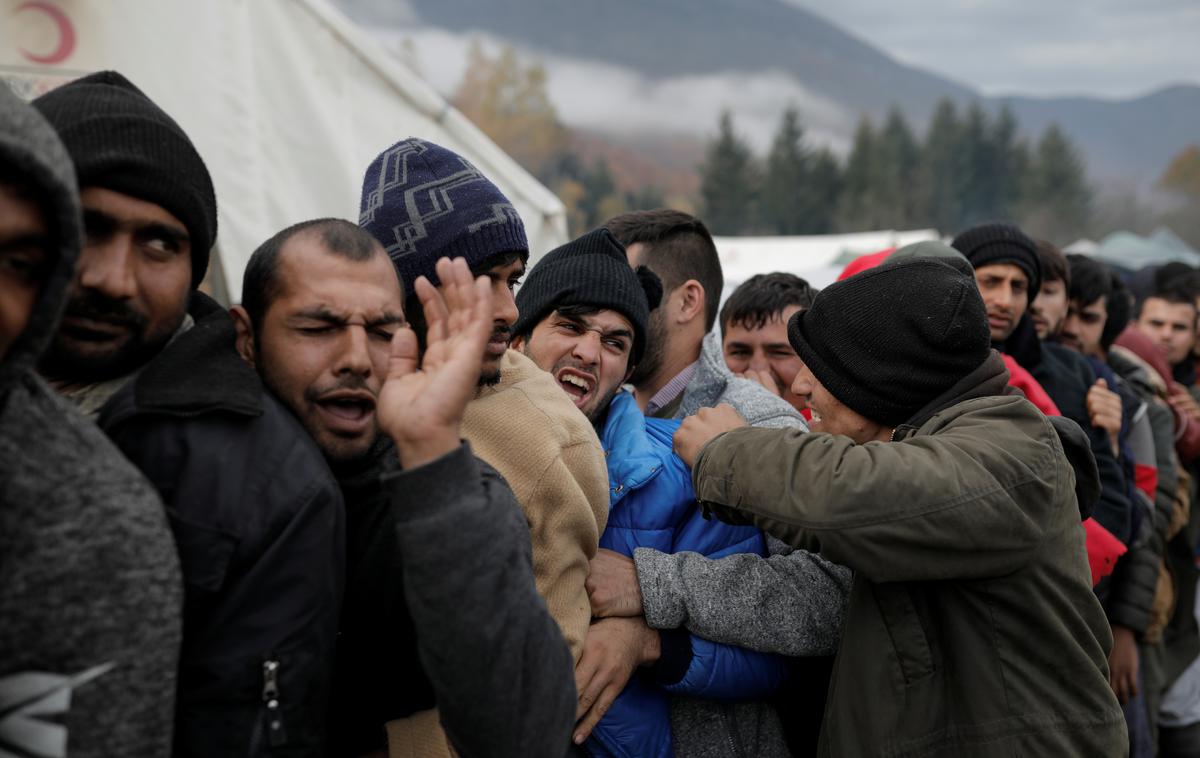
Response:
[605,209,803,427]
[512,228,842,757]
[674,256,1128,756]
[35,71,344,757]
[232,221,575,757]
[953,222,1134,547]
[359,138,609,667]
[1060,254,1177,752]
[1030,239,1072,340]
[0,80,182,758]
[1136,287,1199,387]
[719,272,816,413]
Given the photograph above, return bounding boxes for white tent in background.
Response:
[0,0,568,302]
[715,229,941,296]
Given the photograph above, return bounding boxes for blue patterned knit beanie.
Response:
[359,138,528,294]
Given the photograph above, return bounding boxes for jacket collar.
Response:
[601,391,671,506]
[127,292,263,418]
[892,351,1012,440]
[675,332,731,412]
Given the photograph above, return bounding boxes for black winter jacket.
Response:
[99,293,344,758]
[1004,317,1132,543]
[330,439,576,757]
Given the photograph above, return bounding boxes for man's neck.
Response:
[633,341,702,413]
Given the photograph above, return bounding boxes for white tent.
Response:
[715,229,941,296]
[0,0,568,302]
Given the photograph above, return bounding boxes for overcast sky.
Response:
[785,0,1200,98]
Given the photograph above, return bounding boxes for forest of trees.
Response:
[449,41,1197,249]
[699,102,1094,243]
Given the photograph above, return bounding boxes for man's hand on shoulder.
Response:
[377,257,493,469]
[674,404,748,467]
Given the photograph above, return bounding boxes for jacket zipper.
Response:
[262,657,288,747]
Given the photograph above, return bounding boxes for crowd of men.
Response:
[2,69,1200,758]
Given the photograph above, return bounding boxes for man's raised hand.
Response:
[377,257,493,469]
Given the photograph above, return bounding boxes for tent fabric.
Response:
[715,229,939,296]
[1091,229,1200,270]
[0,0,568,302]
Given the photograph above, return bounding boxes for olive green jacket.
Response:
[691,353,1127,757]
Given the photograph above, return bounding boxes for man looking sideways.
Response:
[35,71,343,757]
[0,79,181,758]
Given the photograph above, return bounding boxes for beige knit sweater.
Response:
[385,349,609,757]
[463,349,609,659]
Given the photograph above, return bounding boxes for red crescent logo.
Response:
[14,1,76,65]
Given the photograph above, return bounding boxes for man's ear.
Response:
[229,305,257,368]
[509,333,526,353]
[675,280,706,326]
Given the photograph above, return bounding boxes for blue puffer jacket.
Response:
[587,392,788,758]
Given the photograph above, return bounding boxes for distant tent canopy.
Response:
[713,229,941,318]
[1087,227,1200,272]
[0,0,568,303]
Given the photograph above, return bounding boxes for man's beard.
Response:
[628,310,667,386]
[40,290,181,384]
[477,324,510,387]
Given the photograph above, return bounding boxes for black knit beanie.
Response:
[787,257,991,427]
[951,222,1041,301]
[359,137,528,295]
[33,71,217,288]
[513,228,662,365]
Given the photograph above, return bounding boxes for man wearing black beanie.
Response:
[34,72,345,758]
[512,229,848,757]
[675,256,1128,757]
[954,223,1137,582]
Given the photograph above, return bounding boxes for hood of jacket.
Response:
[895,349,1100,519]
[0,85,81,399]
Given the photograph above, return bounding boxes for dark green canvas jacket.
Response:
[692,353,1127,757]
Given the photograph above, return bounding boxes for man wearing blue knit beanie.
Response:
[358,138,610,754]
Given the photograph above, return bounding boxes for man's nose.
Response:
[336,326,373,376]
[77,237,137,301]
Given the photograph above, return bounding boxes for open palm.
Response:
[377,257,494,467]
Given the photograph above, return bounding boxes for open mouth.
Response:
[315,391,376,433]
[556,368,595,409]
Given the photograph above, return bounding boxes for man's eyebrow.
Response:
[136,221,190,246]
[82,208,118,234]
[764,342,794,351]
[292,307,347,324]
[367,312,406,328]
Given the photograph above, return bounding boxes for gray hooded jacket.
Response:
[0,85,182,758]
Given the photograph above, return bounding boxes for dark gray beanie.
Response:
[951,222,1041,302]
[513,228,662,365]
[787,257,991,427]
[359,137,528,294]
[33,71,217,288]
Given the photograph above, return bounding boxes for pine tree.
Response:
[699,111,758,235]
[836,116,878,231]
[761,107,811,234]
[802,148,842,234]
[1019,124,1092,242]
[916,98,963,233]
[957,102,994,228]
[875,107,921,228]
[990,105,1026,220]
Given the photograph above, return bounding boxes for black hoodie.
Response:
[0,86,183,756]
